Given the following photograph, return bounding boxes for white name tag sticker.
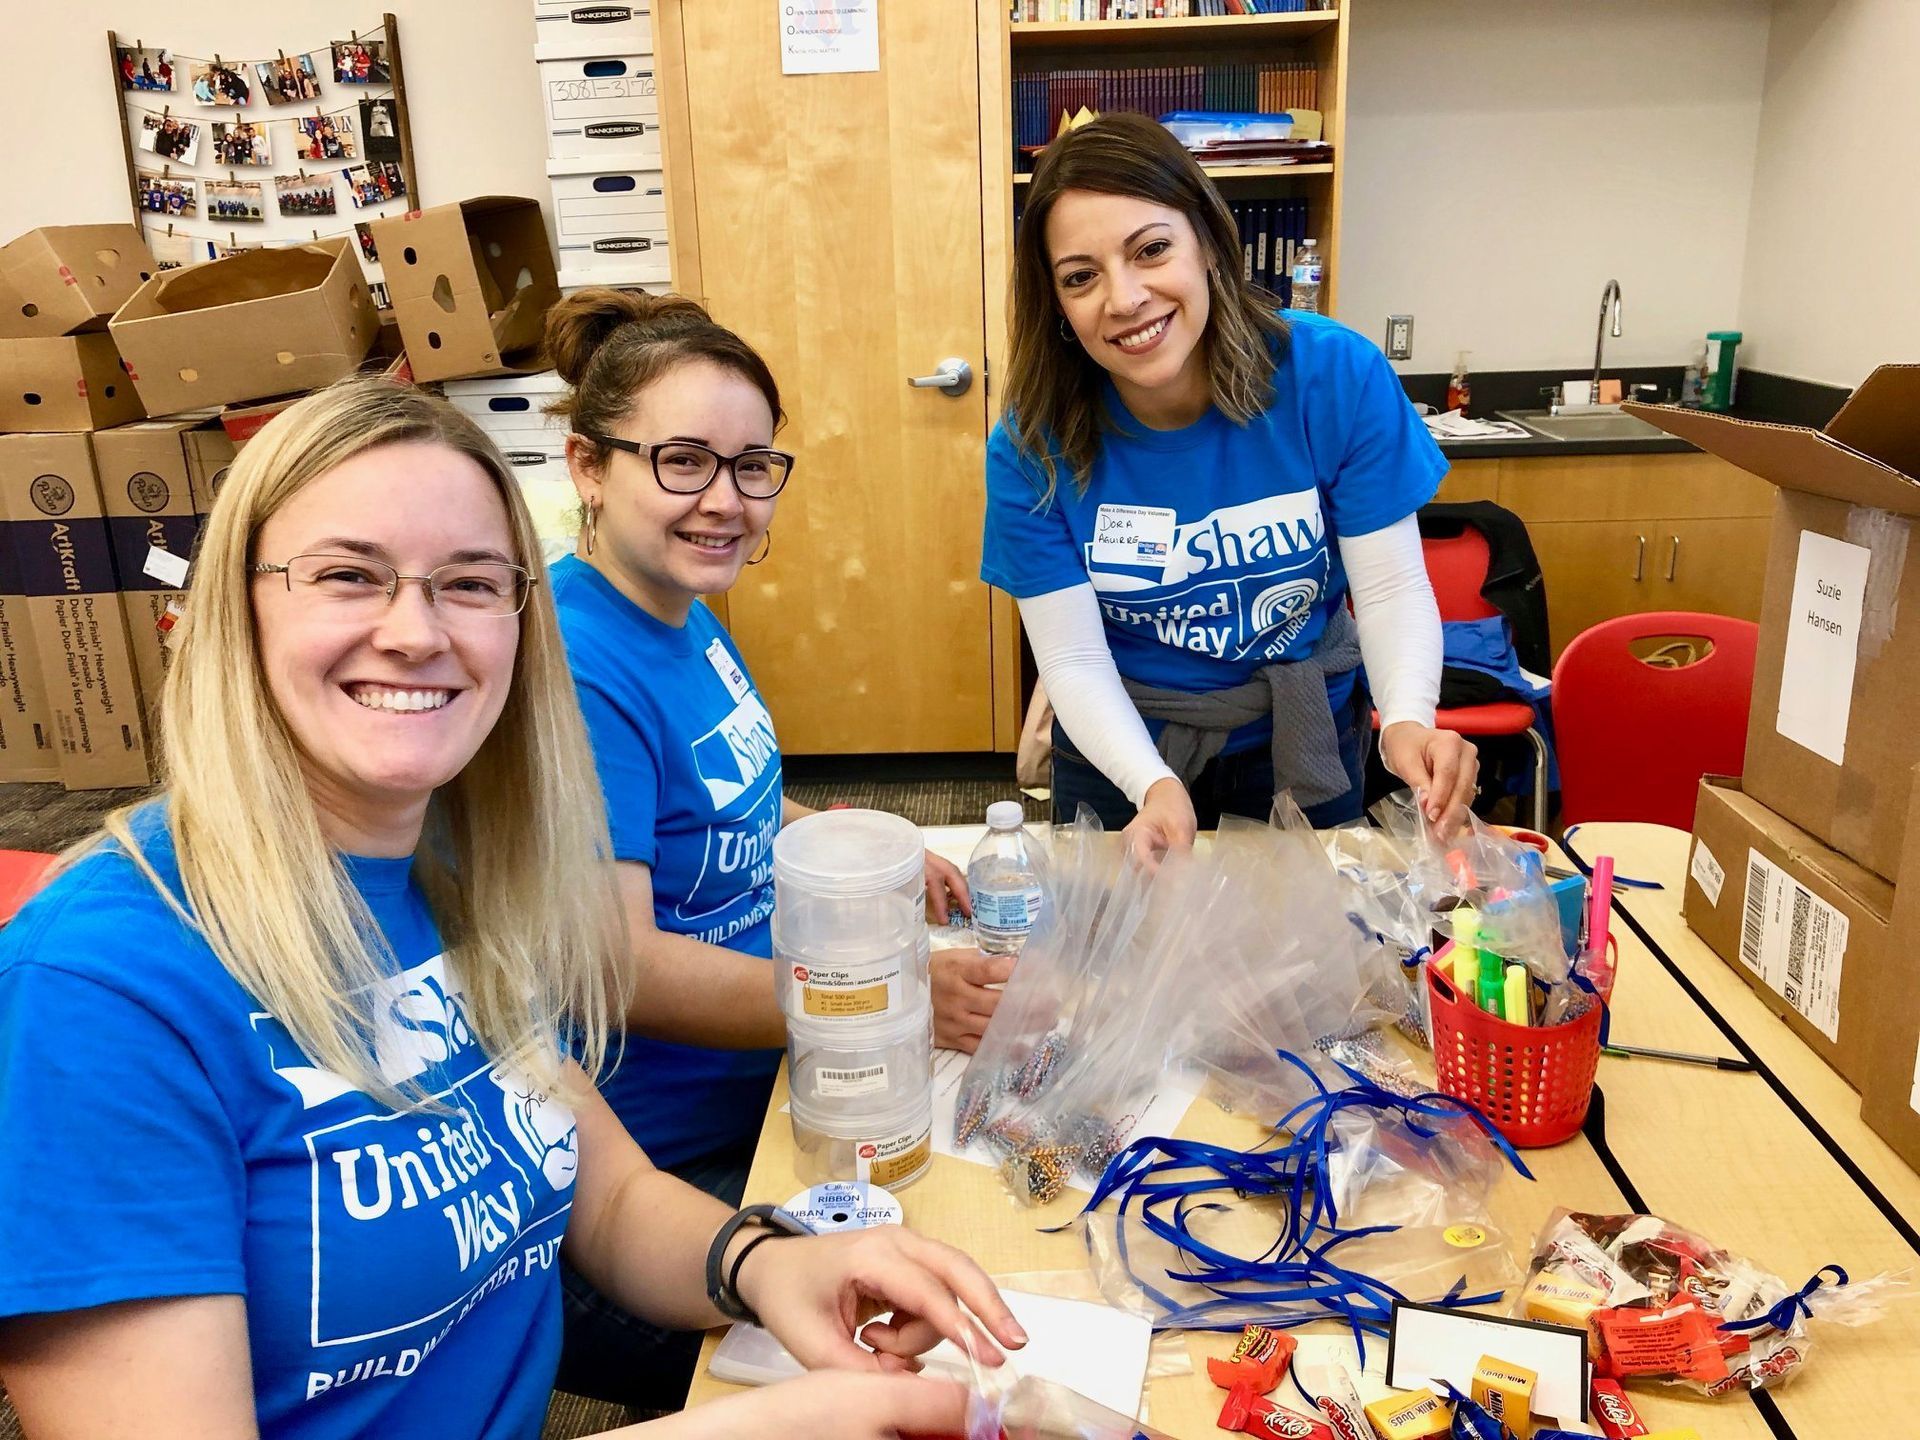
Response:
[705,637,751,702]
[1089,504,1177,570]
[143,545,190,588]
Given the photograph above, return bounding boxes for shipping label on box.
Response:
[535,53,662,160]
[1736,849,1848,1042]
[532,0,653,57]
[0,433,151,789]
[0,525,58,783]
[0,224,157,338]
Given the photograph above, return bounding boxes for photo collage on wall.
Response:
[116,34,408,281]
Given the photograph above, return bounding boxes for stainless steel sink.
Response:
[1496,408,1670,442]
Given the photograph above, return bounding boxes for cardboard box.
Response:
[1631,367,1920,880]
[0,333,146,432]
[531,0,653,57]
[0,515,59,783]
[92,421,216,714]
[1681,775,1893,1087]
[0,224,157,338]
[546,156,670,279]
[108,238,380,416]
[183,423,237,516]
[533,51,663,161]
[0,433,151,789]
[1860,778,1920,1171]
[371,198,561,383]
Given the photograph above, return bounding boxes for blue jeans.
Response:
[553,1140,756,1409]
[1051,683,1371,831]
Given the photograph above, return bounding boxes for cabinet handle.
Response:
[1633,534,1646,582]
[1667,534,1680,582]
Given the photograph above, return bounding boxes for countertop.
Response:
[1436,433,1700,460]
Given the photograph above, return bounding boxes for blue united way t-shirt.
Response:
[551,556,782,1169]
[0,808,577,1440]
[982,312,1447,730]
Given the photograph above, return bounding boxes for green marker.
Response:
[1453,910,1482,997]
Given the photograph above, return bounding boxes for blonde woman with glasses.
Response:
[0,377,1021,1440]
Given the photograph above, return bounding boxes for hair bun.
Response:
[544,287,714,386]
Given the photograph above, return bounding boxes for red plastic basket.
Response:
[1426,946,1602,1148]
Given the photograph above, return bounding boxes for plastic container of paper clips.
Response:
[787,1003,934,1117]
[773,809,930,1024]
[790,1088,934,1190]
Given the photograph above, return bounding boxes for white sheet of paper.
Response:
[143,545,190,588]
[1387,1303,1588,1423]
[710,1289,1151,1420]
[777,0,878,75]
[1776,529,1872,765]
[929,1047,1198,1182]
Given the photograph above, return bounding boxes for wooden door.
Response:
[666,2,995,754]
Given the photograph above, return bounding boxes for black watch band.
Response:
[704,1203,808,1325]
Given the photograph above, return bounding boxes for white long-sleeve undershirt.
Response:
[1019,513,1443,806]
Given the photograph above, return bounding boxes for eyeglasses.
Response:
[581,432,795,499]
[251,554,537,618]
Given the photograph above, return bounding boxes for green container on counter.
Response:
[1702,330,1743,411]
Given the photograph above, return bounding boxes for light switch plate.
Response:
[1386,314,1414,361]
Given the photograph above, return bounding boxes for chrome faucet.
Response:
[1590,279,1622,404]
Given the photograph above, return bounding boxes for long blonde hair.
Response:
[94,376,626,1106]
[1005,112,1290,506]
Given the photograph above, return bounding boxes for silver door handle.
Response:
[1633,534,1646,581]
[907,357,972,397]
[1667,534,1680,581]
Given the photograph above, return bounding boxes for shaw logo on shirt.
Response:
[1088,491,1330,662]
[690,691,779,810]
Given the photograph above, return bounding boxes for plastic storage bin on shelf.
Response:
[787,1003,934,1115]
[547,155,670,281]
[532,0,654,57]
[773,809,930,1025]
[535,49,662,162]
[790,1088,934,1190]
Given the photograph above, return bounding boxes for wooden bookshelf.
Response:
[1013,159,1333,185]
[1009,10,1340,50]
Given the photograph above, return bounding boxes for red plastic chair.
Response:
[1552,612,1759,828]
[0,850,55,926]
[1395,526,1551,831]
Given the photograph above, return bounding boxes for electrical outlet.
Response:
[1385,314,1414,361]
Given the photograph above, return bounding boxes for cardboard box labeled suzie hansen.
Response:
[108,238,380,416]
[0,433,150,789]
[0,224,156,338]
[1631,366,1920,881]
[0,332,145,432]
[1682,775,1893,1089]
[371,197,561,383]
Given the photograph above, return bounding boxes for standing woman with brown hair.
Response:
[984,113,1478,858]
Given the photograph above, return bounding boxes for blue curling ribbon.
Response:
[1717,1264,1850,1334]
[1063,1049,1532,1351]
[1559,826,1663,889]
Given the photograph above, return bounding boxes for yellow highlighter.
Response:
[1503,964,1530,1026]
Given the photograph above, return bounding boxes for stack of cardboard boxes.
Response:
[531,0,673,292]
[1630,370,1920,1174]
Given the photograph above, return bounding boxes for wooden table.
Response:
[687,824,1919,1437]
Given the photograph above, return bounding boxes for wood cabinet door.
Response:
[1650,517,1771,621]
[668,1,995,753]
[1498,453,1775,523]
[1528,520,1657,659]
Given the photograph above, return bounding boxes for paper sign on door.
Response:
[778,0,879,75]
[1776,530,1872,766]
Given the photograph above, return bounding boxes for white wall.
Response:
[0,2,552,241]
[1737,0,1920,389]
[1340,0,1773,376]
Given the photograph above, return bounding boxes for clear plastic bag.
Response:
[1324,1104,1505,1231]
[1517,1208,1910,1396]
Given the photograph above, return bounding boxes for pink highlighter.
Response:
[1583,855,1616,998]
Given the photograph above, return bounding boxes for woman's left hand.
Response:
[924,851,970,924]
[738,1226,1027,1373]
[1380,722,1479,832]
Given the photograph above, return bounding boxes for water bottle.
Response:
[1289,238,1323,315]
[967,802,1043,956]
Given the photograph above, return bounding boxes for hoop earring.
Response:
[1057,315,1074,342]
[581,500,600,556]
[747,529,773,566]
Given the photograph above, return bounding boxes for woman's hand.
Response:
[1121,776,1197,865]
[690,1371,971,1440]
[1380,722,1478,833]
[924,850,970,924]
[930,948,1014,1054]
[737,1226,1026,1375]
